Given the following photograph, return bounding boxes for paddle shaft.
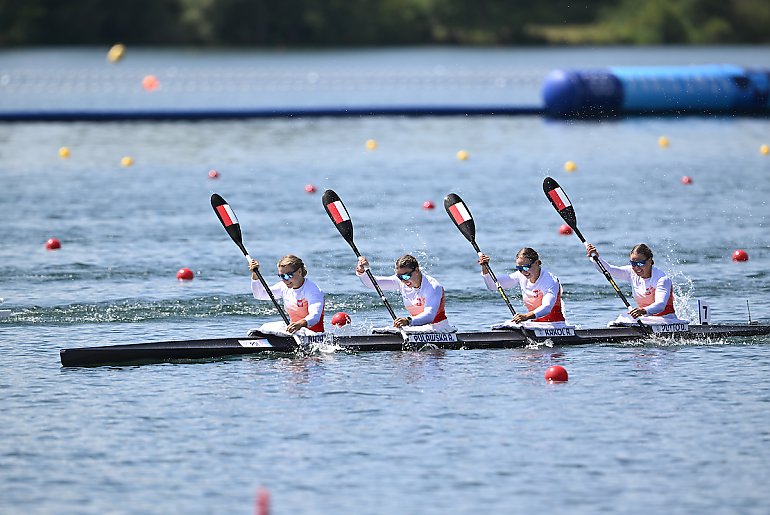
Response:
[470,240,517,317]
[346,241,399,321]
[239,251,291,326]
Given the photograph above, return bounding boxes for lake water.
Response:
[1,47,770,514]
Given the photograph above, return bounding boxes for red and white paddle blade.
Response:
[322,189,355,244]
[211,193,247,255]
[543,177,577,229]
[444,193,476,244]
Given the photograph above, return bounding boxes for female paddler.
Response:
[248,255,325,334]
[584,242,686,326]
[478,247,567,327]
[355,254,454,332]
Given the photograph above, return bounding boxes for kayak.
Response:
[60,323,770,367]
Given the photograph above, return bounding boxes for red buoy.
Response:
[558,224,573,235]
[208,169,219,179]
[45,238,61,250]
[176,268,194,280]
[681,175,693,185]
[545,365,568,382]
[732,249,749,262]
[256,487,270,515]
[331,312,351,327]
[422,200,435,210]
[304,184,317,194]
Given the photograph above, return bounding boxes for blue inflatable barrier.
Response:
[543,65,770,117]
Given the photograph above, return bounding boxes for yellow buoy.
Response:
[456,150,469,161]
[761,144,769,155]
[107,44,125,63]
[365,139,377,151]
[121,156,134,167]
[58,146,70,159]
[564,160,577,172]
[658,136,669,148]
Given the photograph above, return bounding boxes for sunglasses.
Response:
[515,262,534,272]
[277,270,297,281]
[396,269,416,281]
[629,259,648,268]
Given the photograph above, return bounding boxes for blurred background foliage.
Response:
[1,0,769,46]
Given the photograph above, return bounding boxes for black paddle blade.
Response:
[211,193,247,256]
[543,177,578,229]
[322,189,356,251]
[444,193,476,244]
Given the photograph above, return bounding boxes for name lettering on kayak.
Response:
[407,333,459,343]
[299,335,335,346]
[238,339,273,348]
[651,323,690,334]
[532,327,576,338]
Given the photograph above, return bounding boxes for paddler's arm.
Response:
[630,276,672,318]
[249,259,282,299]
[355,256,399,290]
[585,243,631,281]
[478,253,516,291]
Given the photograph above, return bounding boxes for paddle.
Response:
[444,193,539,343]
[444,193,519,316]
[322,189,405,333]
[542,177,648,331]
[211,193,297,334]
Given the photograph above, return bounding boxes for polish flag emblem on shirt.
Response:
[448,202,472,225]
[215,204,238,227]
[547,187,571,211]
[327,200,350,224]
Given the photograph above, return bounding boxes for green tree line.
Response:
[1,0,768,46]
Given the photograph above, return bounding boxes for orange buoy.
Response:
[558,224,573,235]
[142,75,159,91]
[732,249,749,262]
[422,200,435,210]
[208,169,219,179]
[331,312,351,327]
[545,365,568,382]
[176,268,194,280]
[304,184,317,194]
[45,238,61,250]
[681,176,693,185]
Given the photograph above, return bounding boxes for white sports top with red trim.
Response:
[594,256,675,316]
[251,277,325,332]
[357,270,447,326]
[484,267,565,322]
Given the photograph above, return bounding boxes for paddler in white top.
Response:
[249,255,325,333]
[479,247,566,325]
[355,254,453,332]
[585,242,683,325]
